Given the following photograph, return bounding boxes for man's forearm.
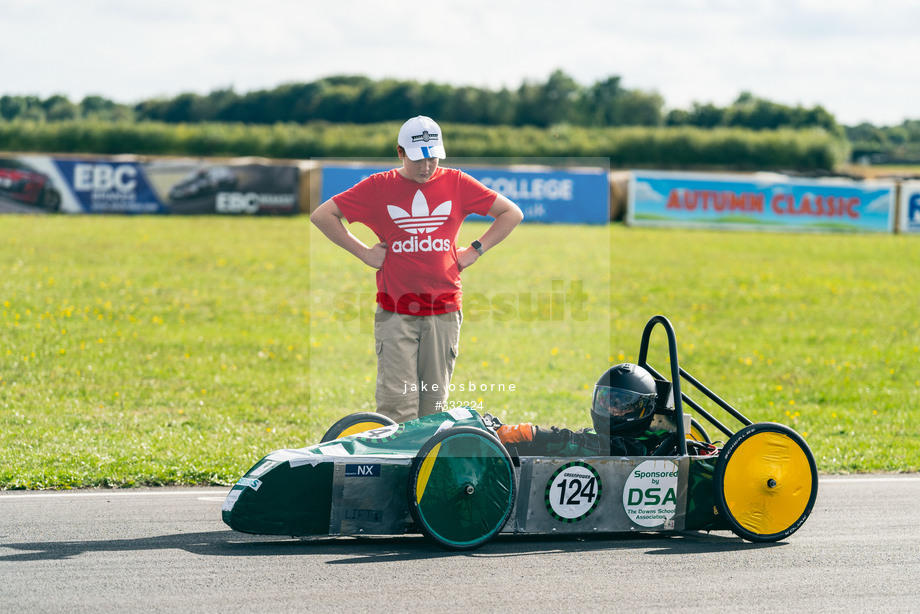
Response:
[311,204,371,261]
[477,205,523,252]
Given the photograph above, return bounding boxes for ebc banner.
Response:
[47,159,298,215]
[0,156,69,214]
[629,170,895,233]
[143,161,299,215]
[322,164,609,224]
[53,159,165,214]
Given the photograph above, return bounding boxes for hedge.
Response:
[0,119,850,171]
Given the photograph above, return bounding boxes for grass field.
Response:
[1,215,918,489]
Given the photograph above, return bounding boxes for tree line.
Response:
[845,120,920,164]
[1,70,839,130]
[0,70,917,162]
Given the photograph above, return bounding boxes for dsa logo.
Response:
[235,477,262,491]
[622,460,679,528]
[388,190,451,234]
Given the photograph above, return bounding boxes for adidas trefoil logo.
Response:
[388,191,451,234]
[386,191,453,254]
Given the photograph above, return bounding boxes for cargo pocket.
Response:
[446,342,459,380]
[375,341,385,393]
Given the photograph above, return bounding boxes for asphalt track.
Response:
[1,475,918,613]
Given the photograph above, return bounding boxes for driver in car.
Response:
[483,363,712,457]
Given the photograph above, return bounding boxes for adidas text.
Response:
[390,236,452,253]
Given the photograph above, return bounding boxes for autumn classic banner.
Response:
[628,170,895,233]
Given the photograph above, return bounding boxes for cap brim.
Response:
[404,145,446,161]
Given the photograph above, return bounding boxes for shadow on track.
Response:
[0,529,782,563]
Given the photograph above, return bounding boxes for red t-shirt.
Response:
[334,167,496,315]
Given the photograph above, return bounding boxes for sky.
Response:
[3,0,918,127]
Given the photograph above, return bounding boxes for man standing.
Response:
[311,116,523,423]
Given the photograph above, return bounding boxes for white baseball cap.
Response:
[397,116,447,161]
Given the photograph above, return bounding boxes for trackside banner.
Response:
[628,170,895,233]
[321,164,609,224]
[53,159,163,213]
[899,181,920,233]
[0,155,299,215]
[142,161,299,215]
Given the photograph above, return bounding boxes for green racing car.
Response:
[222,315,818,550]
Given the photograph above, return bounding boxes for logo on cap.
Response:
[411,131,439,143]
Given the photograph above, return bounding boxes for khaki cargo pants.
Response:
[374,306,461,423]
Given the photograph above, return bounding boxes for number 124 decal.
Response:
[545,461,603,522]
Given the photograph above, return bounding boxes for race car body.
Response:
[222,316,818,550]
[221,407,724,545]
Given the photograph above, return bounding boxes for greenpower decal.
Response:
[355,423,405,443]
[623,460,679,528]
[545,461,602,522]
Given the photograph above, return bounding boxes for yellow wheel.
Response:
[320,412,397,443]
[688,417,711,443]
[714,422,817,542]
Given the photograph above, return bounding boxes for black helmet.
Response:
[590,363,658,437]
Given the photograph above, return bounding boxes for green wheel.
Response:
[714,422,818,542]
[320,412,397,443]
[408,426,516,551]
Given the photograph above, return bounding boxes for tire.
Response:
[319,412,397,443]
[714,422,818,542]
[41,187,61,212]
[688,418,711,443]
[408,426,516,551]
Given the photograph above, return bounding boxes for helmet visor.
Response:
[592,385,656,422]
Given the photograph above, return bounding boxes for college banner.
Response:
[0,156,299,215]
[899,181,920,233]
[321,163,610,224]
[628,170,895,233]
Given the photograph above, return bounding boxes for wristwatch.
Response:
[471,240,485,256]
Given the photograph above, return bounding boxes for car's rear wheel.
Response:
[408,426,516,551]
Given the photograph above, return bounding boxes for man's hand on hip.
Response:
[363,242,388,269]
[456,246,480,272]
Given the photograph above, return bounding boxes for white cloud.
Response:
[633,181,667,204]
